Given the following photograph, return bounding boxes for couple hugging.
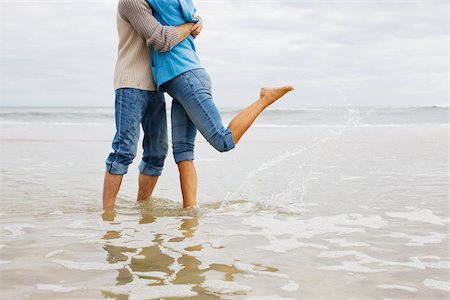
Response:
[103,0,294,210]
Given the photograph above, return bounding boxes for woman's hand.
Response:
[191,15,203,38]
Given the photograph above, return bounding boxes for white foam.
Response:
[36,284,86,292]
[382,232,446,246]
[65,219,106,230]
[105,240,156,249]
[280,280,300,292]
[52,232,101,239]
[132,255,146,260]
[324,238,370,248]
[234,262,289,279]
[132,271,167,279]
[415,255,442,260]
[386,209,449,226]
[254,238,297,253]
[380,257,450,270]
[102,278,197,299]
[241,213,386,241]
[162,239,205,257]
[122,228,136,237]
[45,249,64,258]
[97,219,187,250]
[243,296,297,300]
[342,176,367,181]
[418,260,450,270]
[3,223,36,236]
[317,250,450,273]
[0,260,11,265]
[200,279,252,294]
[257,238,328,253]
[423,279,450,292]
[317,251,385,273]
[52,259,127,271]
[319,261,385,273]
[209,237,226,249]
[376,284,418,292]
[296,242,329,250]
[318,251,379,262]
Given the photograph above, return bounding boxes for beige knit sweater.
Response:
[113,0,179,91]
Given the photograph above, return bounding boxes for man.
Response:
[103,0,202,209]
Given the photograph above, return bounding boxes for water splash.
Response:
[222,86,376,213]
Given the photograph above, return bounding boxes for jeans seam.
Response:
[183,72,221,136]
[114,89,123,168]
[144,92,152,163]
[190,69,209,89]
[184,100,189,154]
[177,75,196,154]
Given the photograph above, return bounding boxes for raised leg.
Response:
[229,86,295,144]
[164,69,294,152]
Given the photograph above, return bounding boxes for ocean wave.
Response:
[0,121,107,126]
[1,120,447,127]
[251,123,448,128]
[0,106,448,126]
[0,108,114,120]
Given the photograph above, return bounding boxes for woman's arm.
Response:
[119,0,195,52]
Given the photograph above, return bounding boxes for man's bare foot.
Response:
[260,86,295,106]
[102,208,116,222]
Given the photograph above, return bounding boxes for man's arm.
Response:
[118,0,195,52]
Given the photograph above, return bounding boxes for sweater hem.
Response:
[114,81,157,92]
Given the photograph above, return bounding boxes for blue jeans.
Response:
[105,88,168,176]
[161,68,235,163]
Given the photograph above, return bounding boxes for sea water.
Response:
[0,106,449,299]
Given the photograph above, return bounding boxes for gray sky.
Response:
[0,0,448,108]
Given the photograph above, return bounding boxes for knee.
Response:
[208,130,235,153]
[210,140,228,152]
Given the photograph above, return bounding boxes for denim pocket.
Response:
[190,69,212,92]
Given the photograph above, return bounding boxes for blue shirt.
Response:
[146,0,203,90]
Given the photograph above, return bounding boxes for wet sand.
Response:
[0,107,449,299]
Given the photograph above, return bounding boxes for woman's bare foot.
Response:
[260,85,295,106]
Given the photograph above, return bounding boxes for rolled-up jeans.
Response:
[161,68,235,163]
[105,88,168,176]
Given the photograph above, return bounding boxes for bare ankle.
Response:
[137,173,158,202]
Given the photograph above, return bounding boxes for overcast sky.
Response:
[0,0,448,108]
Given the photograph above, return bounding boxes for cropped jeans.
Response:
[161,68,235,163]
[105,88,168,176]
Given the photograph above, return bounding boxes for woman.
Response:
[147,0,295,208]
